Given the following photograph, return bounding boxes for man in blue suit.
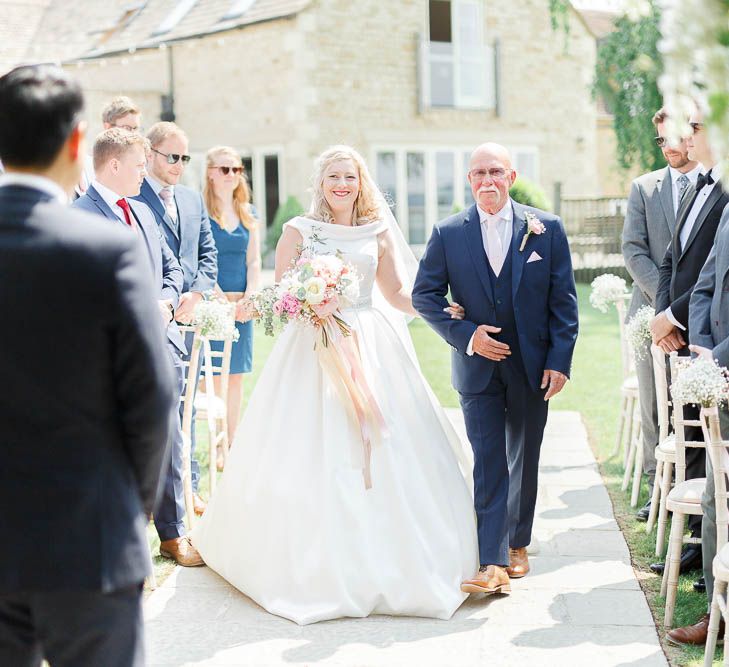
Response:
[134,122,217,512]
[413,143,578,595]
[74,128,203,567]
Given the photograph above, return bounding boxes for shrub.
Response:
[509,177,552,211]
[266,195,305,252]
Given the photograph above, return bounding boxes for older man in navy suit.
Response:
[413,143,578,596]
[134,121,217,512]
[74,128,203,567]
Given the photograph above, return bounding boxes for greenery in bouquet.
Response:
[589,273,629,313]
[625,305,653,360]
[671,356,729,408]
[193,299,240,341]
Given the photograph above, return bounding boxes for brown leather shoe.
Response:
[666,613,725,646]
[461,565,511,595]
[159,536,204,567]
[506,547,530,578]
[193,493,207,516]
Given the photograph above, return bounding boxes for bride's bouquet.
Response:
[251,252,360,343]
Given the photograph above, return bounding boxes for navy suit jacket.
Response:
[73,185,186,354]
[134,179,217,294]
[413,201,579,394]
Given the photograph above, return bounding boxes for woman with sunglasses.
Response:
[203,146,261,469]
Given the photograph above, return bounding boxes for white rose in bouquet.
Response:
[304,276,327,305]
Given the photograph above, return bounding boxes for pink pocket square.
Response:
[527,251,542,263]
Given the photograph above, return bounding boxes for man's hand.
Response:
[689,344,714,361]
[158,300,173,325]
[472,325,511,361]
[175,291,203,324]
[650,311,676,344]
[657,329,686,353]
[541,369,567,401]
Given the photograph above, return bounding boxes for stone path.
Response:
[145,410,667,667]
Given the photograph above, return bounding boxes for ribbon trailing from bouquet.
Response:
[316,316,389,489]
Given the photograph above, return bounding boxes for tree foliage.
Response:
[593,5,664,172]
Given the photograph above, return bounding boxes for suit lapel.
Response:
[87,185,122,224]
[681,186,724,258]
[463,205,494,305]
[128,202,156,271]
[657,168,676,234]
[142,179,179,241]
[511,201,528,299]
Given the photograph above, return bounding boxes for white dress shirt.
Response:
[665,167,716,331]
[0,172,67,203]
[91,179,130,226]
[669,163,702,215]
[466,200,514,356]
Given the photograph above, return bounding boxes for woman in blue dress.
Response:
[204,146,261,468]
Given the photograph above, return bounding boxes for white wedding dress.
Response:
[191,216,478,625]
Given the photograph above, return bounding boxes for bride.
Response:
[191,145,478,625]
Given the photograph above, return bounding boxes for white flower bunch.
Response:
[671,356,729,408]
[625,305,654,360]
[658,0,729,177]
[194,299,240,341]
[589,273,629,313]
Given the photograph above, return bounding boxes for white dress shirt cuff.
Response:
[665,307,686,331]
[466,332,476,356]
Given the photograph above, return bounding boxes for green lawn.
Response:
[148,284,717,665]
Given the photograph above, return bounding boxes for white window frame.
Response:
[238,146,285,240]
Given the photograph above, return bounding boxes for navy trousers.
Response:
[153,346,187,541]
[460,356,549,566]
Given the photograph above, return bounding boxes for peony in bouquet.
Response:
[251,251,360,343]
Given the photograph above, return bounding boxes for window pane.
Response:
[459,66,482,100]
[264,155,279,227]
[429,0,452,42]
[515,151,537,182]
[430,60,454,107]
[407,152,426,244]
[455,1,479,47]
[242,156,253,202]
[436,151,455,220]
[376,152,397,216]
[463,152,472,207]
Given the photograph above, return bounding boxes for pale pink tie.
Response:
[159,187,177,223]
[486,218,504,276]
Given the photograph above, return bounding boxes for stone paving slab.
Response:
[145,410,667,667]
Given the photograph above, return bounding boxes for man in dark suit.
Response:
[134,121,217,513]
[649,106,729,579]
[73,128,203,568]
[0,65,175,666]
[622,107,701,521]
[413,143,578,594]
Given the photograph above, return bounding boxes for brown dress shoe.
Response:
[666,613,725,646]
[193,493,207,516]
[159,536,204,567]
[506,547,530,578]
[461,565,511,595]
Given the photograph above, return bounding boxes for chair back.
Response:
[651,344,671,442]
[669,353,706,484]
[701,406,729,553]
[615,294,635,379]
[177,324,201,437]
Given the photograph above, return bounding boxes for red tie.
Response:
[116,198,134,228]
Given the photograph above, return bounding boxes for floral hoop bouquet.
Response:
[251,251,360,344]
[589,273,629,313]
[193,298,240,341]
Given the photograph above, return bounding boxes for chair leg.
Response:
[656,461,673,556]
[208,422,217,494]
[181,434,195,530]
[631,430,644,507]
[705,577,725,667]
[646,459,663,533]
[613,394,628,459]
[663,511,685,626]
[622,428,637,491]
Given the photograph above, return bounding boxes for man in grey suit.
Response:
[667,203,729,646]
[622,107,701,521]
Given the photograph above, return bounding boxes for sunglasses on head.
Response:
[213,166,243,175]
[152,148,191,165]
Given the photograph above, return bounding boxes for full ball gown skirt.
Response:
[191,216,478,625]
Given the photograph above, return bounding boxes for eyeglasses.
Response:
[212,166,243,175]
[469,168,511,181]
[152,148,191,165]
[111,123,141,133]
[690,122,704,133]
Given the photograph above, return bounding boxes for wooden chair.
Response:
[195,334,234,493]
[646,347,677,554]
[178,324,202,531]
[614,296,641,470]
[703,405,729,666]
[661,373,706,627]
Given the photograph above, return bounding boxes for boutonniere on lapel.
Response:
[519,211,546,252]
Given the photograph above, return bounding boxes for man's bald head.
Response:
[468,143,517,214]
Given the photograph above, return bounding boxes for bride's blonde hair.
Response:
[308,145,381,226]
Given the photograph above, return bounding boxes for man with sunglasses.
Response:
[622,108,701,526]
[135,121,217,516]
